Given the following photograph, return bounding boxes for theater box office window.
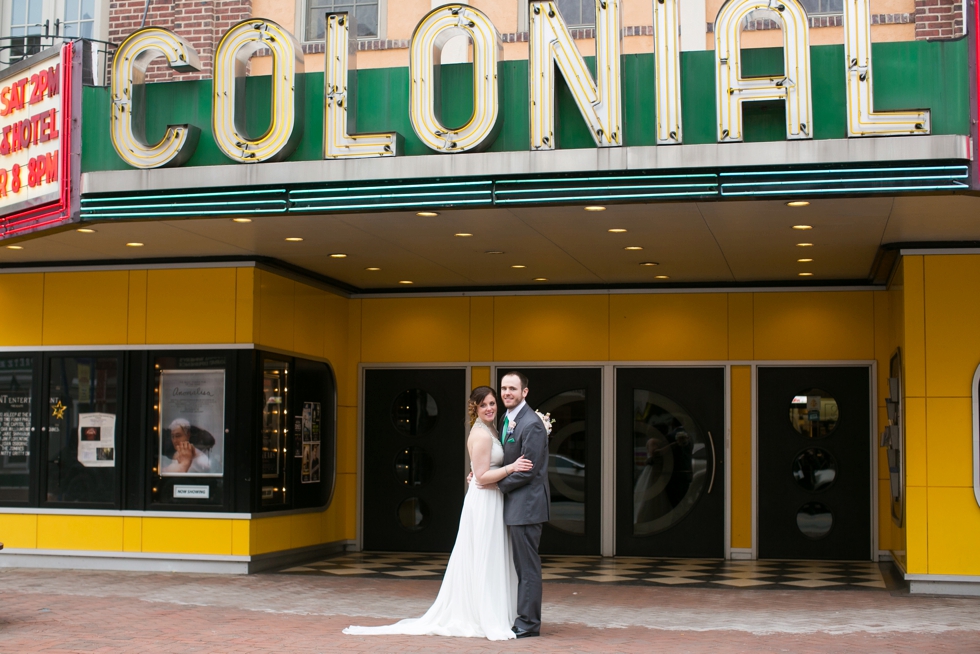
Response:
[0,351,335,514]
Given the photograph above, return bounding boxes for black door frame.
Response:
[752,362,877,561]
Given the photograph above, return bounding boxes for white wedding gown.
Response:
[344,421,518,641]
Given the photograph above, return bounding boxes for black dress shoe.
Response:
[512,627,539,638]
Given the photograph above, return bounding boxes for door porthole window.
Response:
[796,501,833,539]
[789,389,839,438]
[394,446,430,487]
[792,447,838,492]
[391,389,439,436]
[397,496,428,531]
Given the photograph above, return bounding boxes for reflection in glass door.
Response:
[495,368,601,555]
[616,368,725,558]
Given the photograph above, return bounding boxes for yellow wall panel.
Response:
[471,366,490,390]
[902,257,926,398]
[728,294,754,360]
[290,512,322,550]
[43,272,129,345]
[926,487,980,575]
[123,517,142,552]
[0,273,43,345]
[873,290,894,405]
[925,397,973,488]
[249,515,292,556]
[322,290,349,395]
[0,514,37,548]
[923,256,980,397]
[342,299,361,408]
[231,519,250,556]
[37,515,123,551]
[904,397,927,487]
[141,518,232,555]
[730,365,752,549]
[337,405,357,475]
[610,294,728,361]
[361,297,470,362]
[496,295,609,361]
[145,268,237,344]
[752,291,875,361]
[235,267,255,343]
[322,474,354,543]
[470,297,494,361]
[294,285,326,358]
[905,486,928,573]
[878,479,893,551]
[127,270,147,344]
[256,270,295,352]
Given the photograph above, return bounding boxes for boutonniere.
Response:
[507,419,518,436]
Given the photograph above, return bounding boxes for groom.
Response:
[496,371,550,638]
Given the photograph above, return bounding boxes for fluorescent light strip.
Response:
[81,207,288,218]
[722,183,968,197]
[81,189,286,204]
[290,199,490,212]
[496,183,718,196]
[721,165,967,178]
[495,191,715,203]
[722,174,969,189]
[502,173,718,184]
[290,181,490,195]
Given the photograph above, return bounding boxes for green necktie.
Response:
[501,416,509,445]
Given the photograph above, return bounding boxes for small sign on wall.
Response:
[173,485,210,499]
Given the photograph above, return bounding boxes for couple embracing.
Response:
[345,371,551,641]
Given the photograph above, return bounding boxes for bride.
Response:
[343,386,534,641]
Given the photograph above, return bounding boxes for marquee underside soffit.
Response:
[2,194,980,291]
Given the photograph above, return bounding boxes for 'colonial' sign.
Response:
[110,0,933,170]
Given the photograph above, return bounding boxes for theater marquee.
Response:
[0,43,81,240]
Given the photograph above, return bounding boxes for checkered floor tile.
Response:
[277,553,899,591]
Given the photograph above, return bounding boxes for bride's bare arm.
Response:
[468,432,533,485]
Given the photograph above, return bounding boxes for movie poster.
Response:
[158,370,225,478]
[77,412,115,467]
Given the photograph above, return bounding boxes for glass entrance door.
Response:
[757,366,871,560]
[362,368,466,552]
[615,368,725,558]
[495,367,601,555]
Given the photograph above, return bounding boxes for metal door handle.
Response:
[707,431,717,494]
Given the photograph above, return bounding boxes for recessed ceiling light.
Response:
[329,253,347,258]
[655,275,670,279]
[787,201,811,207]
[126,242,144,247]
[232,218,252,223]
[608,228,627,233]
[792,225,813,230]
[799,272,814,277]
[455,233,473,237]
[6,245,23,250]
[625,246,643,251]
[285,237,304,242]
[533,277,548,281]
[398,280,413,284]
[417,211,439,217]
[640,262,659,267]
[486,250,504,255]
[365,267,381,271]
[511,264,526,269]
[796,242,813,247]
[76,228,96,233]
[798,258,813,263]
[584,206,606,212]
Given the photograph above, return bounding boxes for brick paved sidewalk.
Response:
[0,568,977,653]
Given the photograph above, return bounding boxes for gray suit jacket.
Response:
[496,403,551,526]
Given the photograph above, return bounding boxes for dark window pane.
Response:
[261,359,289,506]
[0,357,34,503]
[45,357,119,505]
[150,355,229,508]
[355,3,378,38]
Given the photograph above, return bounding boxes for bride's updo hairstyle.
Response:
[468,386,497,426]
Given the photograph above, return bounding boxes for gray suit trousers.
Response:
[510,523,543,633]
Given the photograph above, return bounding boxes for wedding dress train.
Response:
[343,421,518,641]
